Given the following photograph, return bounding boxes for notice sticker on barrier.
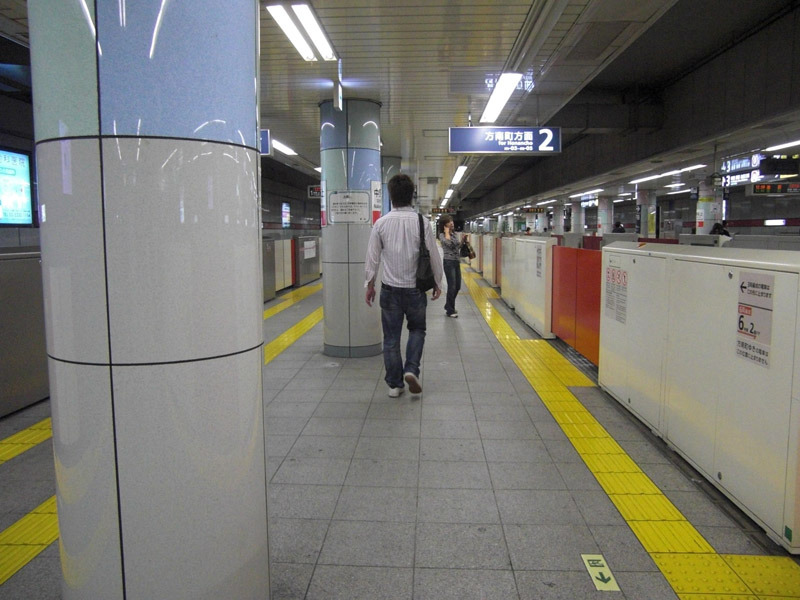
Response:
[328,191,370,224]
[536,246,543,278]
[604,266,628,324]
[736,271,774,368]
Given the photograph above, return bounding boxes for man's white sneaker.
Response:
[388,387,404,398]
[404,372,422,395]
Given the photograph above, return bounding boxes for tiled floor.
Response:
[0,268,793,599]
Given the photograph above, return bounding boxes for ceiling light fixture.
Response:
[568,188,603,198]
[444,189,454,199]
[451,165,468,185]
[291,4,337,61]
[267,5,316,61]
[666,188,691,195]
[536,199,556,205]
[629,164,706,185]
[765,139,800,152]
[480,73,522,123]
[272,139,297,155]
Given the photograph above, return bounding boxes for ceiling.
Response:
[1,0,799,218]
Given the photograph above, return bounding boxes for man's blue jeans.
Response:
[379,284,427,389]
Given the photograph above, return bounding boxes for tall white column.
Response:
[636,190,658,237]
[29,3,268,598]
[597,197,611,236]
[320,99,382,357]
[571,201,585,234]
[552,204,565,235]
[695,180,721,234]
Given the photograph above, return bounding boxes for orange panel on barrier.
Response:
[552,246,578,347]
[575,249,601,365]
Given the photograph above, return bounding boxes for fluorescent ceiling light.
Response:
[272,139,297,155]
[480,73,522,123]
[523,204,531,208]
[667,188,691,195]
[618,192,633,196]
[568,188,603,198]
[291,4,337,61]
[765,139,800,152]
[314,167,321,172]
[664,183,685,188]
[451,165,468,185]
[504,211,514,216]
[444,189,453,199]
[267,5,316,61]
[536,199,556,205]
[765,219,786,226]
[629,173,665,184]
[630,164,706,184]
[613,199,625,203]
[439,199,448,208]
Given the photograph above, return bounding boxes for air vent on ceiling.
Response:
[426,177,440,185]
[563,21,629,63]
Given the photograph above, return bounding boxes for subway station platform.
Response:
[2,263,800,599]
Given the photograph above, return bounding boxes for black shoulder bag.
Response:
[416,213,436,292]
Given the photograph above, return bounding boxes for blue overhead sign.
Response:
[449,126,561,154]
[260,129,271,154]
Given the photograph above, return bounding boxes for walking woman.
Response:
[438,214,461,318]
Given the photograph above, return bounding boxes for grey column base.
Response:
[324,343,382,358]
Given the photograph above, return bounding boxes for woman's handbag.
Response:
[468,244,476,260]
[459,239,471,257]
[416,213,436,292]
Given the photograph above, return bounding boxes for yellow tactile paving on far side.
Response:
[462,266,800,598]
[0,418,52,465]
[263,282,322,320]
[264,306,324,365]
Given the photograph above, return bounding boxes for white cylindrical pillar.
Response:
[695,180,721,234]
[597,197,611,236]
[29,2,268,598]
[571,201,585,234]
[320,99,382,357]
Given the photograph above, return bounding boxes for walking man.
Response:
[365,173,443,397]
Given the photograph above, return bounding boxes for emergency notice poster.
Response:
[736,271,774,368]
[604,266,628,324]
[328,191,370,224]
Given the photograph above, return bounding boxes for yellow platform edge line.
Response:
[0,496,59,586]
[0,418,53,466]
[263,282,322,320]
[264,306,324,365]
[462,264,795,598]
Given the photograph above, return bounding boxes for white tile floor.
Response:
[0,272,788,599]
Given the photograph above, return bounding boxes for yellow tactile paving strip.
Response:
[0,496,58,585]
[0,418,52,466]
[462,266,800,599]
[262,282,322,320]
[264,306,324,364]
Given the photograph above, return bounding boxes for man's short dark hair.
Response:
[388,173,415,207]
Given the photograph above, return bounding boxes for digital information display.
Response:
[449,126,561,154]
[751,182,800,195]
[0,148,32,226]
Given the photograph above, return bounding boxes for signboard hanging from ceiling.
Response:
[449,126,561,154]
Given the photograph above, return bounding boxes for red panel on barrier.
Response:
[551,246,578,347]
[575,249,601,365]
[582,236,602,250]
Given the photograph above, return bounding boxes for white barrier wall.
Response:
[513,237,555,339]
[500,237,517,309]
[598,242,800,553]
[482,234,497,287]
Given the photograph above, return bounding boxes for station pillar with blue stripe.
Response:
[28,2,269,598]
[320,99,382,357]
